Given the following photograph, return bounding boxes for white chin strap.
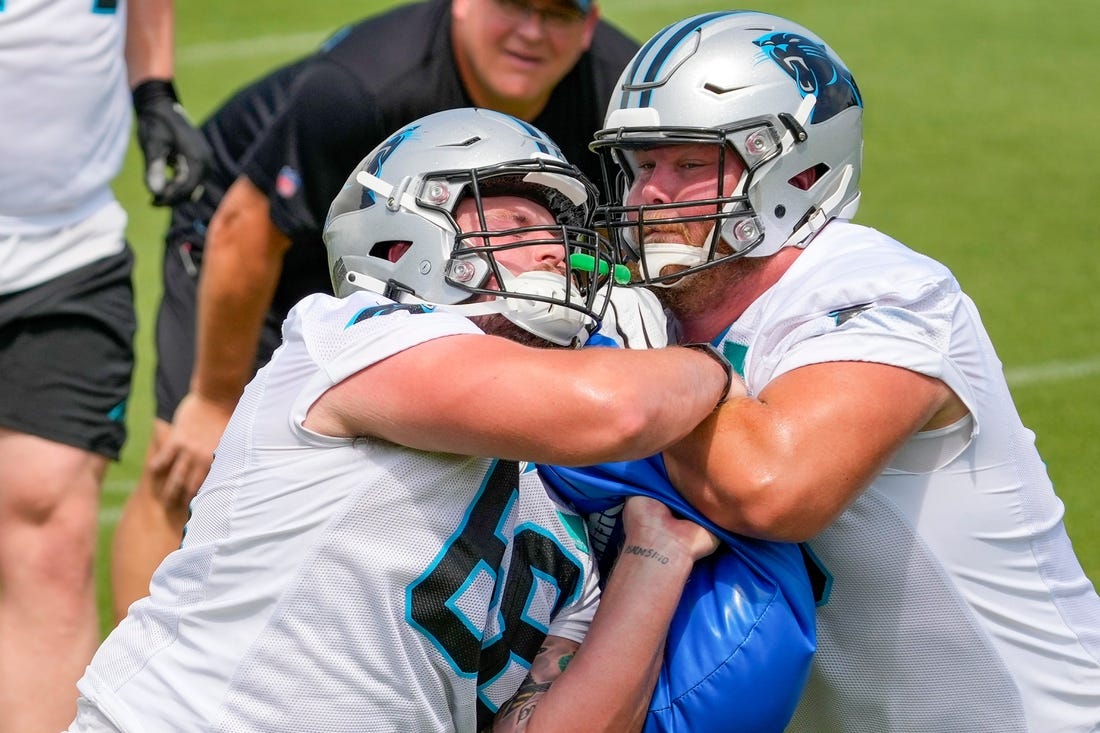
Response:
[449,269,593,346]
[639,242,710,288]
[342,267,592,346]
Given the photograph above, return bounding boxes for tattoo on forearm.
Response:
[495,644,576,729]
[622,543,670,565]
[497,679,551,723]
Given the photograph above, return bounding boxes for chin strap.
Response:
[340,259,620,347]
[470,269,598,345]
[640,242,711,288]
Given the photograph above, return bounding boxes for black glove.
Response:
[132,79,213,207]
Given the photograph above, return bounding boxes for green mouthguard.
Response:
[568,253,631,285]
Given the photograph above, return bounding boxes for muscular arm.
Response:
[663,360,968,542]
[306,336,731,466]
[124,0,174,85]
[192,176,290,407]
[492,497,718,733]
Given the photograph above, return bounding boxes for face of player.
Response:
[454,193,589,347]
[623,143,746,278]
[453,194,565,283]
[450,0,598,121]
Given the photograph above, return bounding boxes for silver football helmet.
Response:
[591,11,864,285]
[324,108,622,346]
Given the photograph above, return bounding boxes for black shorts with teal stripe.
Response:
[0,248,135,459]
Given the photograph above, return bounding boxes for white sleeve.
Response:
[545,560,600,644]
[771,279,979,417]
[320,307,483,385]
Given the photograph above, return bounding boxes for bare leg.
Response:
[109,419,189,623]
[0,429,105,733]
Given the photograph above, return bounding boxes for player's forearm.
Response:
[517,535,696,733]
[327,337,733,466]
[484,344,733,466]
[125,0,174,86]
[191,179,289,406]
[664,361,956,542]
[661,394,860,542]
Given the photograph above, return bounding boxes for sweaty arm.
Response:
[663,360,967,542]
[149,177,290,501]
[491,496,719,733]
[305,334,732,467]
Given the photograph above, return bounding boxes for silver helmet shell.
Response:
[323,107,615,344]
[592,11,863,283]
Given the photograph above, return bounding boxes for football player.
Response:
[68,108,726,733]
[111,0,641,621]
[589,11,1100,732]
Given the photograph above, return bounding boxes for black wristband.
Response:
[132,78,179,109]
[683,342,734,407]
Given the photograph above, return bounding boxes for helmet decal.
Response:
[753,32,862,123]
[621,11,737,109]
[361,125,420,208]
[505,117,558,157]
[593,11,864,273]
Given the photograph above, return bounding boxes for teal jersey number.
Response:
[408,460,584,730]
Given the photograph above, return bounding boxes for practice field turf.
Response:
[98,0,1100,634]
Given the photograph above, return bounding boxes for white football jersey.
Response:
[0,0,130,232]
[0,0,130,290]
[594,284,670,349]
[715,222,1100,732]
[75,292,600,732]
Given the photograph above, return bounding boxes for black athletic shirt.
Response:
[170,0,639,319]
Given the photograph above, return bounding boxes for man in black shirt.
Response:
[110,0,639,619]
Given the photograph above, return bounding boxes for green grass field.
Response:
[98,0,1100,634]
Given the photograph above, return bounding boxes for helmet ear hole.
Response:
[370,241,412,264]
[788,163,829,191]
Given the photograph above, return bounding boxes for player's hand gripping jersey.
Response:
[541,457,815,733]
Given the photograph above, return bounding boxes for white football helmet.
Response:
[591,11,864,285]
[324,108,622,345]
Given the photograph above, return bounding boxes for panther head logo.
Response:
[753,32,862,123]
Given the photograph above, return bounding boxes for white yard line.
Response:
[99,506,124,527]
[102,478,135,499]
[1004,356,1100,388]
[178,31,329,65]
